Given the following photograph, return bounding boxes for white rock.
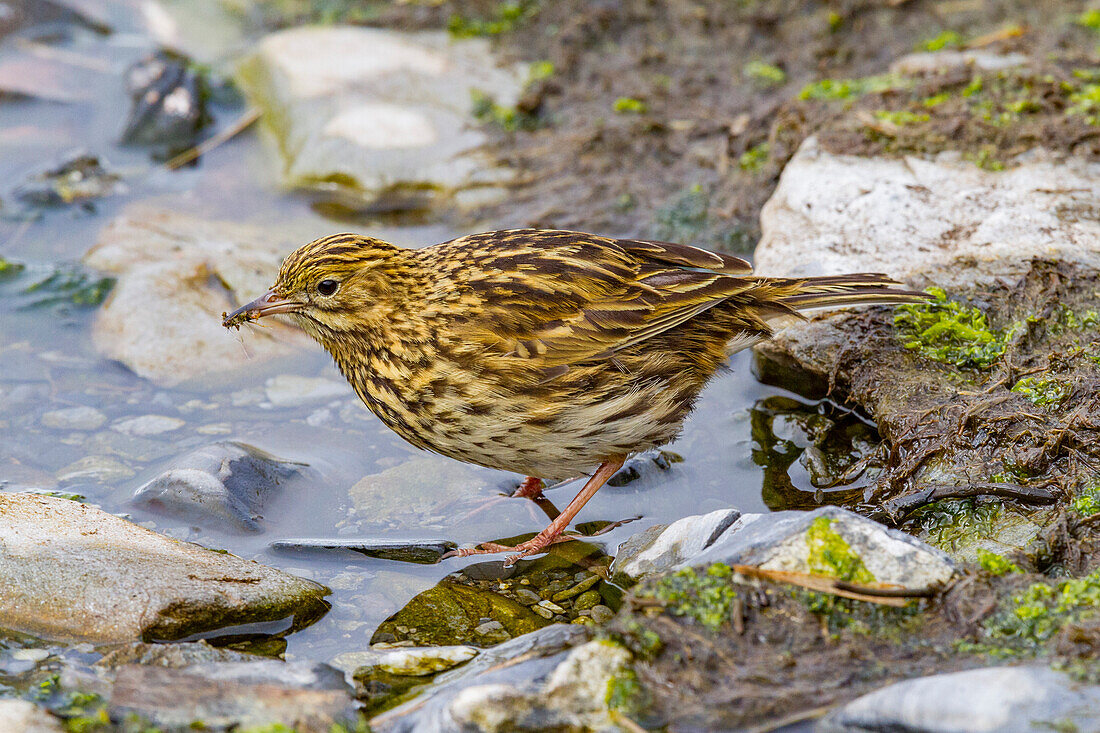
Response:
[40,406,107,431]
[236,26,527,205]
[754,138,1100,285]
[83,205,313,386]
[889,50,1027,76]
[0,700,64,733]
[111,414,185,436]
[615,508,741,580]
[0,493,328,643]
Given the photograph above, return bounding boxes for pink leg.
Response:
[445,456,626,566]
[511,476,545,499]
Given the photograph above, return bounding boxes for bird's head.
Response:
[222,233,419,342]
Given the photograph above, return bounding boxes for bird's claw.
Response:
[440,535,573,564]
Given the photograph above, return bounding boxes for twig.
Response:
[164,108,261,171]
[883,481,1058,522]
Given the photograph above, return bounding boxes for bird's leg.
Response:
[511,476,546,499]
[444,456,626,566]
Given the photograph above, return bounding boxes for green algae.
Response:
[1073,486,1100,515]
[895,287,1019,369]
[743,61,786,87]
[605,666,646,717]
[917,30,964,51]
[798,73,904,101]
[976,548,1023,576]
[738,142,770,172]
[448,1,538,38]
[1012,376,1070,407]
[613,97,647,114]
[652,563,738,632]
[806,516,875,583]
[873,110,929,126]
[471,89,539,132]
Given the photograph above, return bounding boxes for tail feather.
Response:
[775,273,929,312]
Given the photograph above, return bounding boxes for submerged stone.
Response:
[0,493,329,643]
[271,537,457,564]
[333,645,478,678]
[132,441,306,532]
[372,580,549,647]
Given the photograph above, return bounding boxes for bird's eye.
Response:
[317,279,338,296]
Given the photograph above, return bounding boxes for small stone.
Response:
[573,590,601,612]
[41,406,106,431]
[11,648,49,662]
[589,605,614,624]
[57,455,134,483]
[196,423,232,435]
[536,600,564,615]
[111,415,185,436]
[531,605,554,619]
[513,588,542,605]
[551,574,600,603]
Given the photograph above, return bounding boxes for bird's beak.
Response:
[222,289,303,327]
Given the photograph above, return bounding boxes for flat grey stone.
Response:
[615,508,741,580]
[818,666,1100,733]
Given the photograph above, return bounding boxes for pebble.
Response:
[196,423,232,435]
[573,590,601,611]
[57,455,134,483]
[12,648,49,662]
[531,605,554,620]
[513,588,542,605]
[551,574,600,603]
[111,415,185,436]
[589,605,614,624]
[41,406,107,431]
[536,600,565,618]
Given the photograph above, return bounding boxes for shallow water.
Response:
[0,2,869,665]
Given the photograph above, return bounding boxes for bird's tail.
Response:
[775,273,929,312]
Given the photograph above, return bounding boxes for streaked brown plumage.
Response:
[224,228,926,563]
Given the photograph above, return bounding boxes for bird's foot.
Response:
[441,532,575,566]
[510,476,546,500]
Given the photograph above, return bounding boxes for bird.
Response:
[223,228,927,565]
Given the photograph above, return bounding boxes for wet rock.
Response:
[370,624,592,732]
[372,580,549,647]
[0,700,63,733]
[132,441,305,532]
[111,414,185,436]
[108,660,357,732]
[755,138,1100,287]
[95,640,261,670]
[684,506,957,589]
[606,449,682,487]
[818,666,1100,733]
[13,154,122,207]
[121,51,208,149]
[235,26,526,209]
[272,537,457,564]
[40,406,107,431]
[333,645,478,677]
[0,493,329,642]
[83,204,313,386]
[588,605,614,624]
[615,508,741,580]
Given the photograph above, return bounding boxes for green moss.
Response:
[613,97,647,114]
[965,146,1007,171]
[1077,9,1100,32]
[798,73,902,101]
[653,563,738,632]
[528,60,555,82]
[916,497,1003,550]
[873,110,930,126]
[738,142,770,172]
[976,549,1022,576]
[918,30,964,52]
[895,287,1019,369]
[1011,376,1070,407]
[605,667,645,716]
[470,89,538,132]
[806,516,875,583]
[0,256,25,278]
[1073,486,1100,516]
[961,76,984,97]
[743,61,786,87]
[448,1,537,37]
[1069,83,1100,124]
[922,92,951,107]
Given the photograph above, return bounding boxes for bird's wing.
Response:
[431,230,763,368]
